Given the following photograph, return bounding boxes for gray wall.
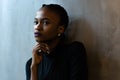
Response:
[0,0,120,80]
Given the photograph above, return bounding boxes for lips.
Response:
[34,31,41,37]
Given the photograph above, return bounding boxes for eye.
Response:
[43,20,50,25]
[34,21,38,25]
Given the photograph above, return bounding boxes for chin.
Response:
[35,37,41,42]
[35,38,46,43]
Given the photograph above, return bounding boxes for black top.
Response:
[26,41,88,80]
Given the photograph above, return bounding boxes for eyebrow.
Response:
[34,18,50,21]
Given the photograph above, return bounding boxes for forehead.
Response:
[35,8,60,22]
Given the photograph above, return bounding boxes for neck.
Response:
[47,38,61,52]
[37,38,61,52]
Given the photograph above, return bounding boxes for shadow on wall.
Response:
[65,17,120,80]
[65,17,101,80]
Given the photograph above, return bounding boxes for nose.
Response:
[34,23,43,31]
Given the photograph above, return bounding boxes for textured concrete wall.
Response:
[0,0,120,80]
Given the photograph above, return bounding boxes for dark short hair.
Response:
[40,4,69,29]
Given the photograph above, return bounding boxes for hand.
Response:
[31,43,50,66]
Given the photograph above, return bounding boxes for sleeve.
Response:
[25,58,32,80]
[67,41,88,80]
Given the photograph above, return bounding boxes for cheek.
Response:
[44,26,58,36]
[44,25,57,32]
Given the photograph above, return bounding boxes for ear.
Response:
[57,25,65,34]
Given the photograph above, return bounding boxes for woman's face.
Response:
[34,8,63,43]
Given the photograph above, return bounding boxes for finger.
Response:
[34,43,50,54]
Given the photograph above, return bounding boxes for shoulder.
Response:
[25,58,32,79]
[26,58,32,68]
[66,41,88,79]
[67,41,85,48]
[65,41,87,60]
[66,41,86,53]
